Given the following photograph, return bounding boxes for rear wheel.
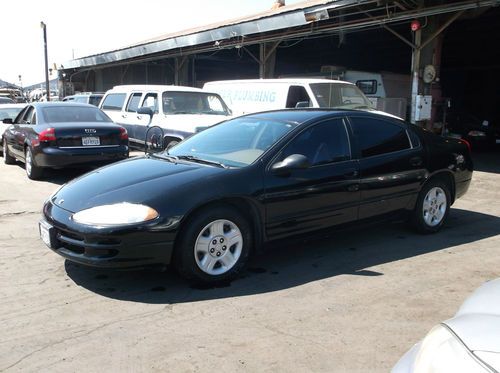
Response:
[3,138,15,164]
[174,206,252,284]
[25,147,43,180]
[411,179,450,233]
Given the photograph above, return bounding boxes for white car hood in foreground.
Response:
[152,113,230,133]
[393,278,500,372]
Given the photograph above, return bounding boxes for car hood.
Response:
[154,114,231,132]
[444,278,500,361]
[52,155,226,213]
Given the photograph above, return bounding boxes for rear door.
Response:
[347,115,425,219]
[263,117,360,240]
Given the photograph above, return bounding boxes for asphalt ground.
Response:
[0,151,499,372]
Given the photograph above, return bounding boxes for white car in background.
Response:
[99,85,232,150]
[393,278,500,373]
[0,103,26,150]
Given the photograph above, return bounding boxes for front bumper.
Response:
[34,145,129,168]
[41,201,176,269]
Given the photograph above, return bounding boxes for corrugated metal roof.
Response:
[62,0,365,70]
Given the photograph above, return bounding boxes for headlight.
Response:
[468,130,487,137]
[413,324,492,373]
[72,203,159,226]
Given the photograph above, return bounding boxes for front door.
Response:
[263,118,360,240]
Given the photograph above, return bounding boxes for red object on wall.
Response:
[411,20,421,32]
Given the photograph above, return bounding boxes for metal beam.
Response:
[420,9,466,50]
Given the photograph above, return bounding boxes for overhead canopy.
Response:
[61,0,500,72]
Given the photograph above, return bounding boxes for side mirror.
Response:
[295,101,310,108]
[137,106,154,125]
[2,118,13,124]
[271,154,310,175]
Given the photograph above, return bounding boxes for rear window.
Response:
[88,95,103,106]
[101,93,126,111]
[41,106,112,123]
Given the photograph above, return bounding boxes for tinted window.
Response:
[126,93,142,112]
[350,117,410,158]
[21,106,35,124]
[408,127,421,148]
[41,106,112,123]
[101,93,126,111]
[280,118,350,165]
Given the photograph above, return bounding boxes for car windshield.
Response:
[0,107,24,120]
[41,106,112,123]
[162,91,229,115]
[310,83,372,109]
[168,117,297,167]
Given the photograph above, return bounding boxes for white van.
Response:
[203,78,385,117]
[99,85,231,149]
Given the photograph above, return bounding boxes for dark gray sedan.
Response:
[2,102,129,179]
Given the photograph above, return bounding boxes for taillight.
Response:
[39,128,56,142]
[119,127,128,140]
[460,138,471,152]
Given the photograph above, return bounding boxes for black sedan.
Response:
[40,109,473,283]
[3,102,129,179]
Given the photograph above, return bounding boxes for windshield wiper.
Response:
[176,155,228,169]
[151,153,178,162]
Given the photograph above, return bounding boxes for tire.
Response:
[3,138,15,165]
[174,206,252,284]
[411,179,451,233]
[25,147,44,180]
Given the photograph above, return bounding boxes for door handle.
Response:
[121,114,127,118]
[344,169,359,178]
[410,156,423,166]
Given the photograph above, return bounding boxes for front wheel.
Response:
[174,206,252,284]
[25,147,44,180]
[411,180,450,233]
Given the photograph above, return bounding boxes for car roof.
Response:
[108,85,206,93]
[205,78,356,86]
[30,102,97,109]
[244,108,398,124]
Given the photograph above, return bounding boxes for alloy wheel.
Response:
[194,219,243,275]
[422,186,447,227]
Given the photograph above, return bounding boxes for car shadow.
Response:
[65,208,500,304]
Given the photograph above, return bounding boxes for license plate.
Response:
[39,221,54,248]
[82,136,100,146]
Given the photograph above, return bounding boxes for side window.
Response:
[350,116,410,158]
[101,93,126,111]
[73,96,88,103]
[31,112,37,125]
[355,80,378,95]
[21,107,35,124]
[408,127,421,148]
[279,118,350,166]
[141,93,158,113]
[88,95,103,107]
[286,86,311,108]
[126,93,142,113]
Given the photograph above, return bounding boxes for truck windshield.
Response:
[310,83,372,109]
[162,92,229,115]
